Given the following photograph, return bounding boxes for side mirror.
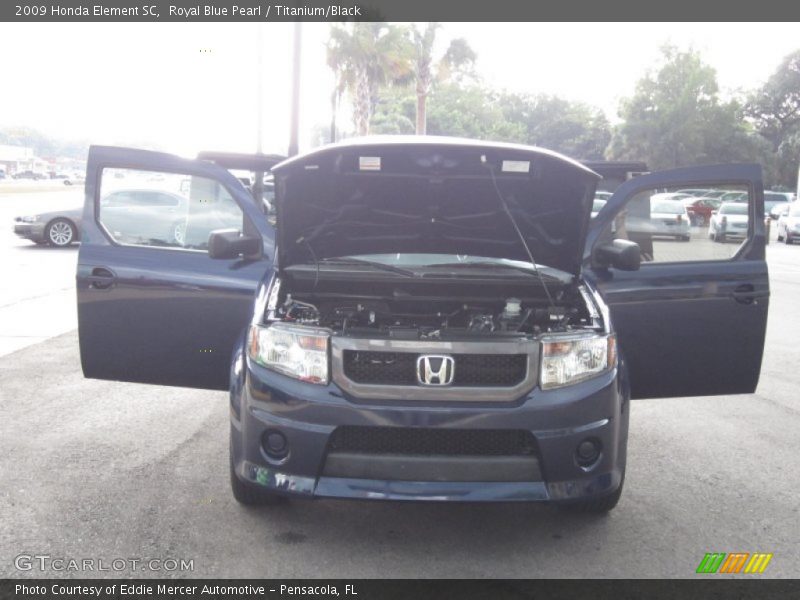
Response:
[594,239,641,271]
[208,229,261,259]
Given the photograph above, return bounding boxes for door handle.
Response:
[87,267,116,290]
[731,284,768,305]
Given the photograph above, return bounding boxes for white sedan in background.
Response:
[776,202,800,245]
[708,202,748,243]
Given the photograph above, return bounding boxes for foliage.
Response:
[0,126,89,160]
[746,50,800,186]
[499,94,611,159]
[409,23,476,134]
[608,46,757,168]
[326,23,413,136]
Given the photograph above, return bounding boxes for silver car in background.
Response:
[776,202,800,244]
[627,199,691,241]
[708,202,748,243]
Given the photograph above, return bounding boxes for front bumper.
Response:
[13,222,45,241]
[230,355,629,503]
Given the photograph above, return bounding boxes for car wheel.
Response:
[46,219,75,247]
[558,473,625,514]
[715,233,726,243]
[63,180,72,186]
[777,231,784,242]
[229,437,285,506]
[171,221,186,246]
[680,235,691,242]
[786,235,793,245]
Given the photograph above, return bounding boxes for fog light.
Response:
[576,438,601,466]
[262,430,288,459]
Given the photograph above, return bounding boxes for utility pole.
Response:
[288,22,302,157]
[252,24,265,207]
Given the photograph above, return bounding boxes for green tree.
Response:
[409,23,476,134]
[371,83,525,141]
[498,94,611,159]
[746,50,800,186]
[326,23,413,137]
[608,46,765,172]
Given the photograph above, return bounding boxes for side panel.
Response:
[78,146,274,391]
[583,164,769,400]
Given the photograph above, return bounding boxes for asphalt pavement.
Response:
[1,190,798,578]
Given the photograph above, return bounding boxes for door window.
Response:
[599,184,752,263]
[98,168,244,250]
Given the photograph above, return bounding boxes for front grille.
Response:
[342,350,527,387]
[329,426,537,456]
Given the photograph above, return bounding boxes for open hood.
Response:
[271,137,600,275]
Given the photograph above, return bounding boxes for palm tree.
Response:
[410,23,476,135]
[327,23,413,137]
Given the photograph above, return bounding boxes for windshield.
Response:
[592,199,607,212]
[720,204,748,215]
[652,201,685,214]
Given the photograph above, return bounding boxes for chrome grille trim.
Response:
[331,336,538,402]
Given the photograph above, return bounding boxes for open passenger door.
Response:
[583,164,769,399]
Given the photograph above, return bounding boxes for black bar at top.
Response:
[3,0,800,21]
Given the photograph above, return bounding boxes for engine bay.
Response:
[269,280,601,340]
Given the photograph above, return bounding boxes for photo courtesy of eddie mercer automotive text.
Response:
[76,137,769,513]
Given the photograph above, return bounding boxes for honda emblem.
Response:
[417,355,455,386]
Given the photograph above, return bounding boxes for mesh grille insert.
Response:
[329,426,537,456]
[342,351,527,387]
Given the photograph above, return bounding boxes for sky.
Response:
[0,22,797,158]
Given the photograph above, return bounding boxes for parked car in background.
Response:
[776,202,800,244]
[591,198,607,218]
[677,188,728,199]
[100,187,244,249]
[770,201,792,221]
[594,190,612,201]
[12,170,48,181]
[708,202,749,243]
[14,207,82,247]
[763,191,791,218]
[57,172,86,186]
[683,196,722,226]
[627,199,691,240]
[99,189,188,246]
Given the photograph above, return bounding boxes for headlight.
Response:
[248,322,329,385]
[540,334,616,390]
[20,215,40,223]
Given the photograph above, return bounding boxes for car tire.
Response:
[229,439,285,507]
[46,218,76,247]
[171,221,186,246]
[786,235,793,245]
[558,474,625,514]
[680,235,690,242]
[715,233,726,243]
[777,231,784,242]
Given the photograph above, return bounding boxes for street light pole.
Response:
[252,24,265,206]
[288,22,302,157]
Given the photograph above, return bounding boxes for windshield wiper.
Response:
[423,261,561,280]
[318,257,417,277]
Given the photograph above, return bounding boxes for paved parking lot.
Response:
[1,190,799,578]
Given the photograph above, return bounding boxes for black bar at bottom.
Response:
[2,579,799,600]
